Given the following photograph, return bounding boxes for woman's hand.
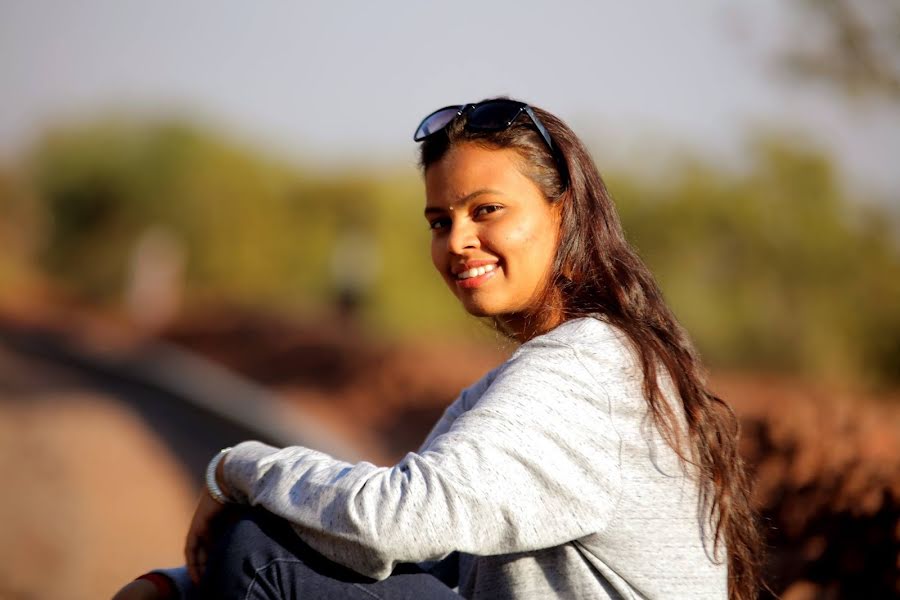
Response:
[184,492,231,584]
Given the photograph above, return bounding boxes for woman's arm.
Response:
[220,334,625,580]
[416,365,501,452]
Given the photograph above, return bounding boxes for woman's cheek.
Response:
[502,222,541,252]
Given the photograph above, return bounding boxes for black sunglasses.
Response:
[413,100,568,183]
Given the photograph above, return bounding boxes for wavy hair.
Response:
[418,98,762,600]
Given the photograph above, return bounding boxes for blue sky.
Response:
[2,0,898,196]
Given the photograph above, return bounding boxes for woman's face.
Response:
[424,143,561,334]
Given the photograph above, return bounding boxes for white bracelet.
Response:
[205,447,232,504]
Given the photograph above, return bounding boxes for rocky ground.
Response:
[715,375,900,599]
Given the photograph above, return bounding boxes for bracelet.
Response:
[205,447,232,504]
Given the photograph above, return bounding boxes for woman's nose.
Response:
[447,220,479,255]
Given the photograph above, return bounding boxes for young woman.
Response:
[115,98,761,599]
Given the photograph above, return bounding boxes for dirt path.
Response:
[0,345,195,600]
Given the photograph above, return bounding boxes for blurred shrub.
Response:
[0,167,43,292]
[6,118,900,384]
[30,121,305,305]
[612,135,900,384]
[20,119,463,331]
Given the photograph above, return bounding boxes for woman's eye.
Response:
[429,218,450,231]
[474,205,502,217]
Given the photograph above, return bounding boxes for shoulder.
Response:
[534,316,627,349]
[510,317,639,382]
[458,318,641,411]
[469,317,630,404]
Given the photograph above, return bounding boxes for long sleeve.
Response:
[417,364,502,451]
[222,330,625,581]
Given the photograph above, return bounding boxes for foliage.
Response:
[3,118,898,384]
[611,135,900,383]
[0,167,43,293]
[780,0,900,101]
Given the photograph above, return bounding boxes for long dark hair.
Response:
[419,98,762,600]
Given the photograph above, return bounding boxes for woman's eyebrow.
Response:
[424,188,503,217]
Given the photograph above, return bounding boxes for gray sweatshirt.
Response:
[223,317,728,599]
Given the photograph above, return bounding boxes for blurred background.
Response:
[1,1,898,599]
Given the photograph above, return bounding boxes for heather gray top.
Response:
[223,317,728,599]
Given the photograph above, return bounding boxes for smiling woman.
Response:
[424,145,561,335]
[114,99,762,600]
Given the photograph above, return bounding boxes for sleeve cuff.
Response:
[221,440,281,503]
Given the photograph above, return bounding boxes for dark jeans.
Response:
[197,509,461,600]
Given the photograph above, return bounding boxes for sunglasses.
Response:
[413,99,567,183]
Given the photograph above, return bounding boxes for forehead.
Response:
[424,144,532,204]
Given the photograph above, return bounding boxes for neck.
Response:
[499,306,566,344]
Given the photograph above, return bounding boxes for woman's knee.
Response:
[200,509,285,593]
[216,510,276,560]
[200,509,380,599]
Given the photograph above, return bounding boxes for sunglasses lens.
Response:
[414,107,462,141]
[467,101,525,131]
[414,99,566,187]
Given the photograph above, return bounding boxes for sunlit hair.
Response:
[418,98,763,600]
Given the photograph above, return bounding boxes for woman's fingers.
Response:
[186,529,211,583]
[187,547,205,584]
[185,493,229,584]
[185,539,200,583]
[185,537,199,584]
[185,496,211,583]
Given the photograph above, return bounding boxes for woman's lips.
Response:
[455,264,498,289]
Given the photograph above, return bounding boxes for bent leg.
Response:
[200,509,459,600]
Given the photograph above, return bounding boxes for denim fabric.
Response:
[194,509,460,600]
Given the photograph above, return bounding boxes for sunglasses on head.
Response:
[413,99,568,183]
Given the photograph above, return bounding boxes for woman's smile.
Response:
[455,263,498,288]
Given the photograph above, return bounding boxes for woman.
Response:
[116,98,761,599]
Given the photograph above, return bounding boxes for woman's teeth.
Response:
[457,264,496,280]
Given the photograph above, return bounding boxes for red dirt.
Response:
[0,303,897,598]
[165,308,900,598]
[0,345,195,600]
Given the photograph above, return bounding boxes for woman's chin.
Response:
[457,296,504,319]
[461,304,495,318]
